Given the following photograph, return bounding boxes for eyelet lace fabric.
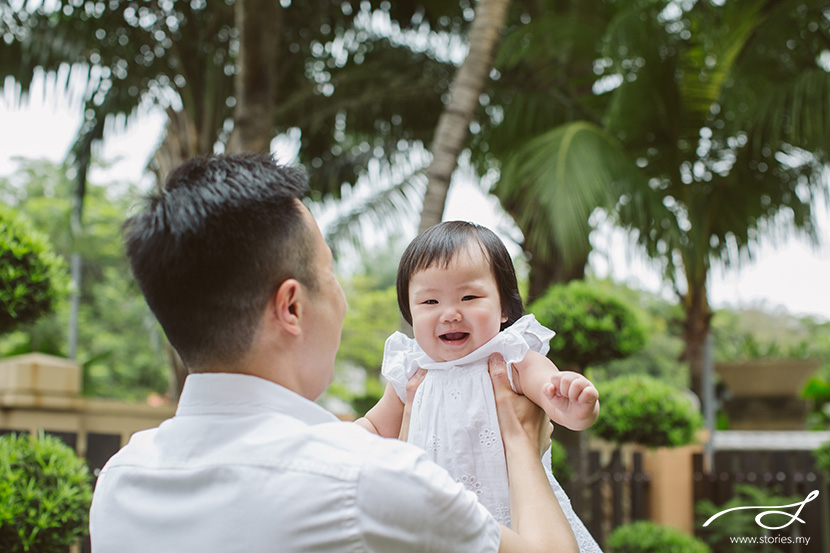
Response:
[382,314,603,552]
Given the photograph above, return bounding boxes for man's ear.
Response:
[270,279,304,336]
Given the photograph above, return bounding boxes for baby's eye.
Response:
[462,295,478,301]
[423,299,438,305]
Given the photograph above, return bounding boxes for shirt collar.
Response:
[175,372,339,426]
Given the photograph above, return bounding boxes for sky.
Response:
[2,77,830,323]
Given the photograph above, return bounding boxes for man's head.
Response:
[123,154,317,371]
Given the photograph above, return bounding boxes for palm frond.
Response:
[495,121,647,266]
[318,151,428,258]
[677,0,768,133]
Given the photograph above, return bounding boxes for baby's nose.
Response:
[441,306,462,323]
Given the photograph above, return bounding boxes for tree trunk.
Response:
[526,243,587,305]
[67,252,81,359]
[226,0,281,154]
[67,159,88,360]
[682,280,712,400]
[417,0,511,233]
[150,107,201,185]
[148,108,206,399]
[149,1,283,396]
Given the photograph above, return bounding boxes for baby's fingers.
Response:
[577,381,600,404]
[551,372,598,403]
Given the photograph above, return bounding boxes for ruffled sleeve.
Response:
[381,332,431,403]
[495,315,555,390]
[504,314,555,356]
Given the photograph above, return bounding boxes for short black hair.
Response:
[396,221,523,330]
[123,154,313,370]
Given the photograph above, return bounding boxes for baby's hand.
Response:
[543,372,599,431]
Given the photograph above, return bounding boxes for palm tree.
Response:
[418,0,511,233]
[0,0,471,387]
[478,0,830,395]
[1,0,237,358]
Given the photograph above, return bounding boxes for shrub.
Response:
[529,280,647,369]
[592,374,703,448]
[549,438,574,483]
[607,520,710,553]
[0,205,67,335]
[0,432,93,552]
[814,439,830,478]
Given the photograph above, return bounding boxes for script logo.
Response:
[702,490,819,530]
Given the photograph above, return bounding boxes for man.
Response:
[90,154,577,553]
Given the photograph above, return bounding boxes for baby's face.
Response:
[408,245,506,362]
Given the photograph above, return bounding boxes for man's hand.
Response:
[489,354,551,456]
[490,352,579,553]
[399,368,427,441]
[543,371,599,431]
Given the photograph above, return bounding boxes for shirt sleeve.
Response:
[356,439,501,553]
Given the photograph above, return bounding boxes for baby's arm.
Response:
[511,351,599,431]
[355,369,427,439]
[354,382,405,438]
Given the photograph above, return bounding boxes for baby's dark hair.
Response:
[396,221,524,330]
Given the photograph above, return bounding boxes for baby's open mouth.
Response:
[440,332,469,343]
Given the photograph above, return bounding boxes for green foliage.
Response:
[586,281,688,388]
[324,267,401,417]
[593,375,702,448]
[0,432,93,552]
[712,308,830,428]
[805,373,830,429]
[549,438,574,484]
[529,280,648,369]
[607,520,710,553]
[0,159,169,401]
[478,1,830,400]
[0,204,67,335]
[1,0,468,253]
[336,276,400,378]
[696,485,802,553]
[813,440,830,479]
[348,376,386,419]
[712,308,823,362]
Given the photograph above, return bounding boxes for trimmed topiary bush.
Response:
[549,438,575,484]
[593,374,703,448]
[607,520,710,553]
[0,204,67,335]
[0,432,93,552]
[529,280,647,369]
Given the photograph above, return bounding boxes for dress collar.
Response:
[404,329,512,371]
[175,372,339,426]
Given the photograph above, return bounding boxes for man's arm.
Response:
[489,353,579,553]
[512,351,599,431]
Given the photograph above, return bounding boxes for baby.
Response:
[356,221,601,551]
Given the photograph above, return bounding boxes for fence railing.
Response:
[693,450,830,553]
[562,448,650,548]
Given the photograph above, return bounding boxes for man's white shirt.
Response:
[89,372,501,552]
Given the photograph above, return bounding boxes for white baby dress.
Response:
[381,314,602,552]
